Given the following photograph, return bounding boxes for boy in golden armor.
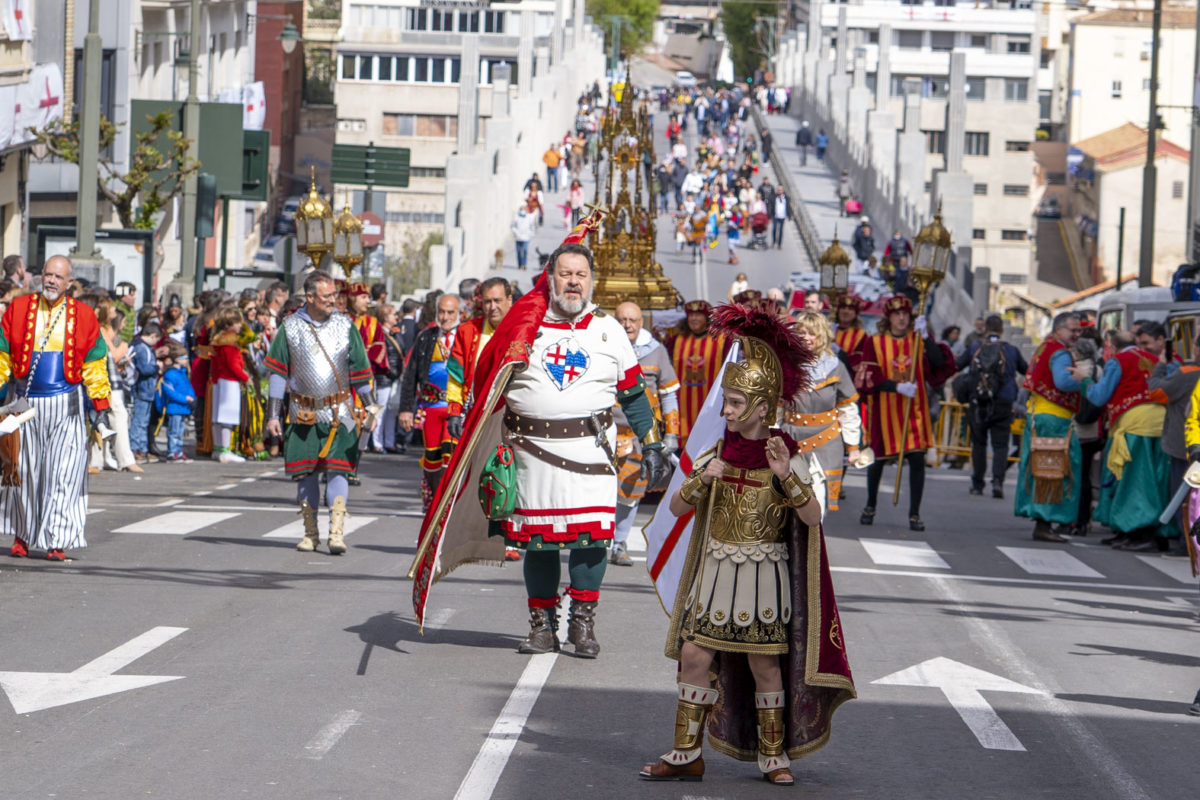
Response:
[640,303,856,786]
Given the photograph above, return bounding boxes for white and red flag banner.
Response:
[3,0,31,42]
[641,343,739,614]
[243,81,266,131]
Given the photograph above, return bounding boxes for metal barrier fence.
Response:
[934,401,1023,465]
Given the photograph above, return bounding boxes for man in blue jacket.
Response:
[956,315,1028,498]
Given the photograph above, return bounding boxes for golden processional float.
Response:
[588,80,681,311]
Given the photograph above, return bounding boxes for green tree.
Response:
[587,0,659,59]
[30,112,200,230]
[722,2,777,81]
[307,0,341,20]
[385,230,442,296]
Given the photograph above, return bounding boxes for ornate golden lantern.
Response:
[295,168,333,267]
[909,202,953,308]
[817,232,851,302]
[332,204,364,278]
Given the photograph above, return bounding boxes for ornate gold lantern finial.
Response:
[911,200,953,285]
[332,204,364,278]
[818,231,851,300]
[295,166,334,267]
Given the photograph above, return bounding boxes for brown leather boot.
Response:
[296,501,320,552]
[567,600,600,658]
[517,607,559,654]
[640,683,718,782]
[756,691,794,785]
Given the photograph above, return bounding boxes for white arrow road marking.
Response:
[0,627,187,714]
[261,516,378,540]
[303,709,362,759]
[873,657,1044,751]
[998,546,1104,578]
[860,539,951,569]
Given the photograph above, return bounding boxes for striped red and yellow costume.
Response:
[671,301,727,445]
[853,329,934,455]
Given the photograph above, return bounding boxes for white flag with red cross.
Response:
[3,0,30,41]
[641,343,739,615]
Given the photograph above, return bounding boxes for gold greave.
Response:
[297,501,320,551]
[755,691,786,757]
[670,683,719,754]
[329,496,347,537]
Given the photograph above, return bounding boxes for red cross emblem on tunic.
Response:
[722,469,764,495]
[542,337,590,390]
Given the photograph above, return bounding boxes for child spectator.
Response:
[158,342,195,462]
[210,306,251,463]
[129,322,164,462]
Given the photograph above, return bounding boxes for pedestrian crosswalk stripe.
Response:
[113,511,240,535]
[860,539,951,569]
[998,547,1104,579]
[1134,555,1197,585]
[261,516,378,540]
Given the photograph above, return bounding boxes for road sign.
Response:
[360,211,384,248]
[331,142,410,189]
[130,100,244,195]
[229,129,270,202]
[873,657,1044,751]
[0,627,187,714]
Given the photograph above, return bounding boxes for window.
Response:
[409,167,447,179]
[459,11,480,33]
[867,31,879,44]
[432,58,445,83]
[395,57,409,82]
[922,77,949,98]
[1001,230,1028,241]
[415,57,428,82]
[378,56,392,81]
[1007,35,1031,54]
[930,32,955,52]
[973,228,986,240]
[970,34,989,49]
[1003,184,1029,197]
[924,129,947,156]
[482,10,506,33]
[341,55,357,80]
[1143,78,1153,91]
[1005,140,1030,152]
[965,131,990,157]
[358,55,373,81]
[1038,89,1052,121]
[382,113,415,136]
[965,77,986,101]
[1040,50,1054,69]
[1004,79,1028,102]
[337,118,366,132]
[1173,181,1185,199]
[999,272,1027,285]
[974,183,988,196]
[415,115,457,138]
[1112,80,1122,98]
[898,30,923,50]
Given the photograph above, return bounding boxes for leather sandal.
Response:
[639,757,704,782]
[763,767,795,785]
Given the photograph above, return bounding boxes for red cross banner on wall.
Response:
[0,62,64,151]
[2,0,30,41]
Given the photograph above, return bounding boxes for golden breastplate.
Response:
[708,465,788,545]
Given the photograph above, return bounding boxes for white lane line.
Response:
[860,539,950,569]
[214,483,238,491]
[998,547,1104,579]
[154,498,185,508]
[113,511,240,535]
[1134,555,1197,585]
[192,490,212,497]
[302,709,362,759]
[261,516,378,540]
[832,566,1188,594]
[1166,596,1200,609]
[240,477,257,484]
[454,654,557,800]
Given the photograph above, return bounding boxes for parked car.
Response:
[673,70,698,88]
[1036,196,1061,218]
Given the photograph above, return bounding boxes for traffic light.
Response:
[196,172,218,238]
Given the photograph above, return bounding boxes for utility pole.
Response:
[71,0,101,259]
[1138,0,1162,286]
[182,0,203,295]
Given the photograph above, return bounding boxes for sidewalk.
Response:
[760,113,863,253]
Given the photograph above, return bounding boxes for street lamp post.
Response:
[332,204,364,278]
[72,0,102,261]
[817,231,851,306]
[183,0,203,296]
[1139,0,1163,286]
[295,170,334,270]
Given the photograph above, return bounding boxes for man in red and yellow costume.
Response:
[670,299,727,446]
[833,294,867,358]
[852,295,949,532]
[348,282,389,385]
[0,256,112,561]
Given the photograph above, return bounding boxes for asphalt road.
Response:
[1,449,1196,800]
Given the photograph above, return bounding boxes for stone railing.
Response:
[749,105,820,270]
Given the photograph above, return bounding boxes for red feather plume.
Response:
[710,302,816,403]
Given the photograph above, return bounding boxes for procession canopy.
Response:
[589,75,680,311]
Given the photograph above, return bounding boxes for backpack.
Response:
[965,341,1008,408]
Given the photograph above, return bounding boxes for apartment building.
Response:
[334,0,559,253]
[804,0,1041,289]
